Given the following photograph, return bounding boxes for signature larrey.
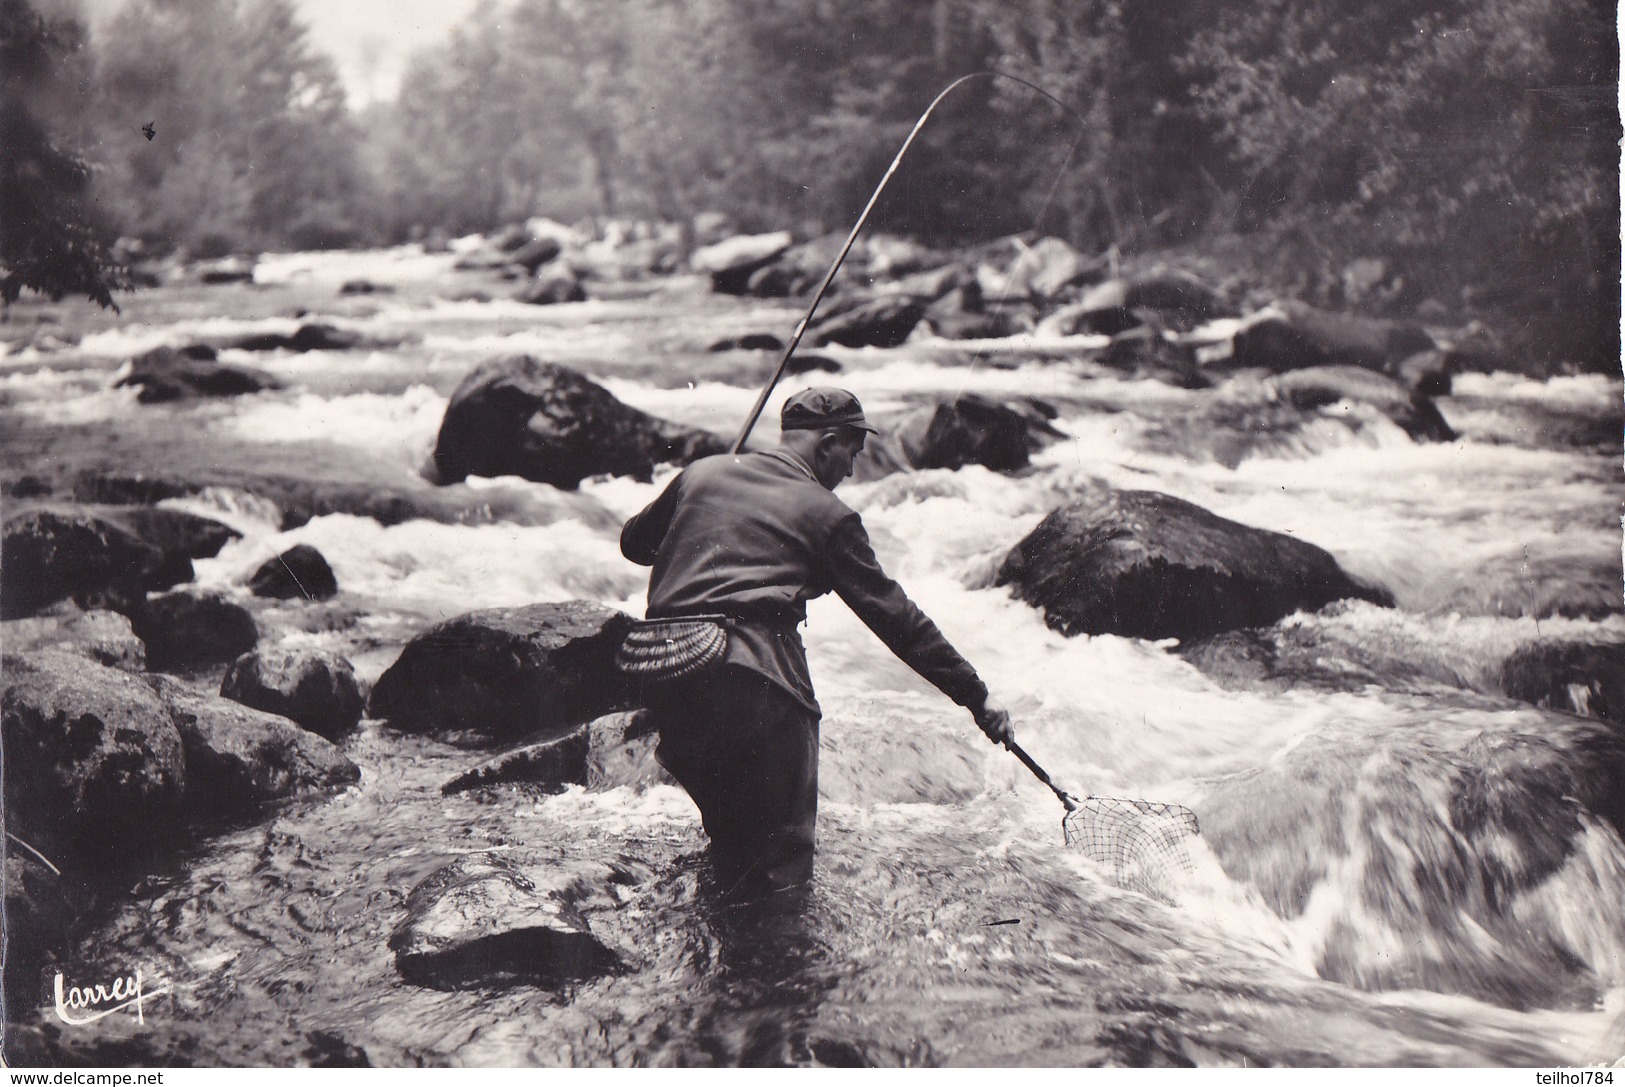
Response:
[53,969,172,1026]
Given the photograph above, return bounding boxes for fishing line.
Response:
[730,70,1089,452]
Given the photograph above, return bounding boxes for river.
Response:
[2,244,1622,1067]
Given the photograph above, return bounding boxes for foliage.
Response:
[87,0,374,255]
[0,0,128,309]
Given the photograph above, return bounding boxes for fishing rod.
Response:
[729,71,1089,454]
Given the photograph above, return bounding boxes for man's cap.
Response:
[779,387,879,433]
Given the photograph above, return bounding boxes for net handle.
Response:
[1006,739,1081,812]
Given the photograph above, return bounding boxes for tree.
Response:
[0,0,127,308]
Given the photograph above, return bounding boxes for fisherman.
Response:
[620,387,1016,897]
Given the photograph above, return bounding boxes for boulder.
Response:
[195,256,255,284]
[811,296,925,349]
[367,601,635,745]
[230,323,365,353]
[338,280,392,296]
[131,590,258,672]
[865,234,937,277]
[389,854,619,989]
[690,232,792,294]
[430,356,728,489]
[1101,327,1211,389]
[2,650,185,853]
[1392,350,1454,395]
[854,394,1064,481]
[1228,301,1435,374]
[508,236,563,274]
[246,544,339,601]
[879,264,966,303]
[1501,642,1625,726]
[220,648,366,739]
[3,852,72,1013]
[2,609,146,672]
[1003,236,1100,300]
[108,507,240,562]
[996,489,1393,640]
[441,710,669,795]
[708,333,783,353]
[1,506,168,619]
[1267,366,1456,443]
[115,346,281,403]
[515,265,586,305]
[785,353,842,375]
[149,676,360,817]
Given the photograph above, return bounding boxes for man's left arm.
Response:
[824,514,1013,745]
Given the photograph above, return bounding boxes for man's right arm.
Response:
[620,472,685,566]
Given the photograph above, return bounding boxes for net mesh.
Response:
[1062,796,1201,903]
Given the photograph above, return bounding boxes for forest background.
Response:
[4,0,1620,372]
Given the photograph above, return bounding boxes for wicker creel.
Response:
[615,615,731,682]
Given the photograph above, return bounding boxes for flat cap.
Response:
[779,387,879,433]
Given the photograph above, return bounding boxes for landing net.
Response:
[1062,796,1200,903]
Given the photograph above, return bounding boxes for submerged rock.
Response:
[1228,301,1435,374]
[150,675,360,817]
[230,323,366,353]
[389,854,619,989]
[441,710,669,795]
[515,264,586,305]
[116,346,281,403]
[2,650,186,854]
[132,590,258,672]
[810,295,925,349]
[430,355,727,489]
[1,505,169,619]
[996,489,1392,640]
[1267,366,1456,443]
[854,394,1065,481]
[368,601,635,745]
[1501,641,1625,726]
[221,647,366,739]
[246,544,339,600]
[2,608,147,672]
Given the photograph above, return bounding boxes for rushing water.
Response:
[3,246,1623,1066]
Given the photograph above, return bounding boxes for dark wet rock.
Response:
[515,265,586,305]
[691,231,793,294]
[220,647,366,739]
[108,506,240,562]
[431,355,727,489]
[881,263,966,303]
[922,284,1024,340]
[389,854,620,989]
[997,489,1393,640]
[3,609,147,672]
[1,505,168,619]
[441,710,669,795]
[811,295,925,348]
[9,474,52,498]
[785,353,842,375]
[230,323,365,353]
[3,852,72,1014]
[508,236,563,273]
[1102,327,1211,388]
[1502,642,1625,726]
[1228,301,1435,374]
[149,675,360,816]
[368,601,636,746]
[338,280,393,296]
[115,346,281,403]
[854,393,1065,481]
[708,333,783,353]
[2,650,185,853]
[71,473,194,506]
[194,256,255,284]
[452,248,514,272]
[1268,366,1456,443]
[132,590,258,672]
[1066,271,1228,336]
[246,544,339,600]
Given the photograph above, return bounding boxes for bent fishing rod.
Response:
[729,71,1088,453]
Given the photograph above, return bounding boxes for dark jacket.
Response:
[621,448,988,714]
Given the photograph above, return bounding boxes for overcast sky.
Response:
[75,0,495,107]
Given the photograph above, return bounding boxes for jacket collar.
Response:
[759,447,818,484]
